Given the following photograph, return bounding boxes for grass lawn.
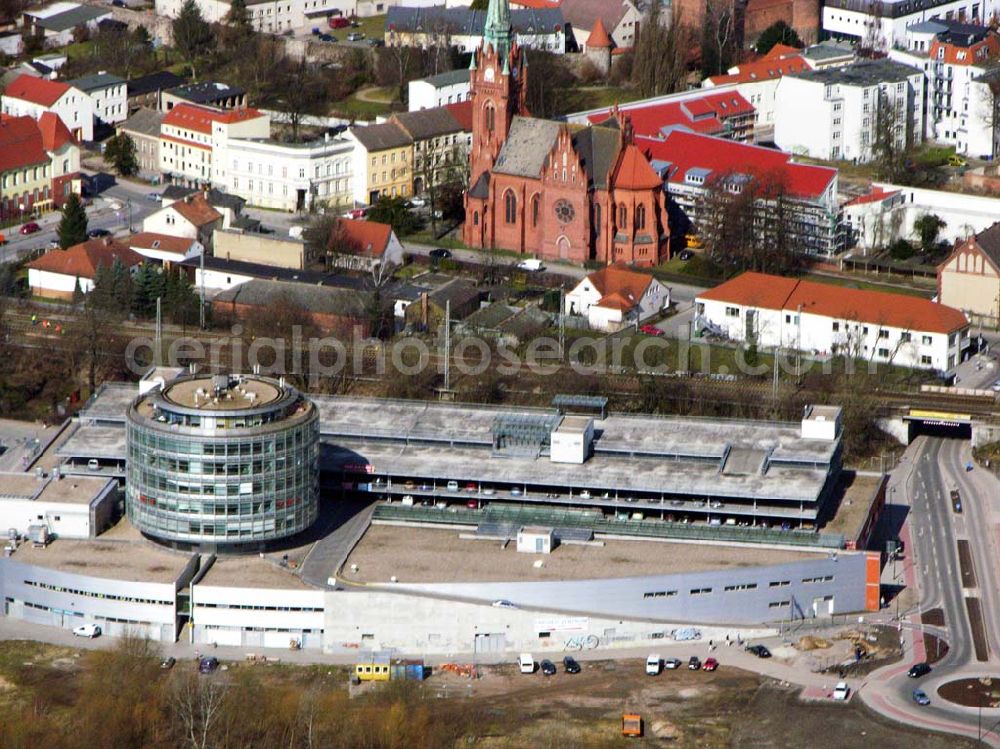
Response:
[803,272,935,298]
[561,85,644,114]
[349,13,386,42]
[330,88,397,119]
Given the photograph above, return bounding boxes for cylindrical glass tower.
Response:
[125,374,319,551]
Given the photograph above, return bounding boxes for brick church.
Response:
[462,0,670,267]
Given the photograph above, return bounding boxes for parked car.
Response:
[563,656,581,674]
[367,38,383,47]
[663,658,682,670]
[702,657,718,672]
[466,499,478,509]
[540,659,557,676]
[639,324,664,336]
[20,222,40,235]
[688,656,701,670]
[145,192,162,201]
[746,645,771,658]
[518,653,535,674]
[446,480,459,492]
[318,33,335,42]
[912,688,931,705]
[908,662,932,678]
[429,248,452,259]
[198,656,219,674]
[311,26,321,34]
[329,15,350,28]
[678,249,694,261]
[516,258,544,272]
[832,682,850,700]
[47,239,60,249]
[491,599,517,609]
[579,490,592,499]
[72,624,101,638]
[160,656,176,670]
[88,228,111,238]
[464,482,477,493]
[347,32,364,41]
[510,487,523,496]
[409,197,426,207]
[645,654,661,675]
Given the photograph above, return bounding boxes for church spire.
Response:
[483,0,513,63]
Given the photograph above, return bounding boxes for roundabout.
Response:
[939,677,1000,709]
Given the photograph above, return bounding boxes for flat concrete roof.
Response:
[199,556,313,590]
[345,524,815,584]
[821,471,885,539]
[0,473,112,505]
[159,376,281,411]
[56,423,127,460]
[10,520,191,584]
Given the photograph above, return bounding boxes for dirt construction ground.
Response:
[428,658,978,749]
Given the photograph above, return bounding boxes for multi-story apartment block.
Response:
[0,112,80,220]
[345,121,413,205]
[774,59,925,163]
[225,133,355,212]
[69,72,127,128]
[1,73,94,141]
[822,0,1000,51]
[391,102,471,196]
[890,20,1000,158]
[159,103,269,188]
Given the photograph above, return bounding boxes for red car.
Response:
[702,657,719,672]
[329,15,349,28]
[639,324,664,337]
[20,222,40,235]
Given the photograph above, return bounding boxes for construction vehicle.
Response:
[622,713,642,738]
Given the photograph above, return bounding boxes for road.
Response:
[858,435,1000,746]
[0,175,162,265]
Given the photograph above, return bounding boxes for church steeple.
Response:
[483,0,513,62]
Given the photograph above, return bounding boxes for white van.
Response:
[516,258,544,272]
[288,225,304,239]
[518,653,535,674]
[645,654,661,675]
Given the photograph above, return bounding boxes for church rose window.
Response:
[554,199,575,223]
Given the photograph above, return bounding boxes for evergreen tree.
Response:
[57,193,88,249]
[109,258,133,316]
[754,21,803,55]
[89,262,114,312]
[226,0,252,31]
[104,133,139,177]
[71,276,84,306]
[173,0,212,81]
[132,263,166,318]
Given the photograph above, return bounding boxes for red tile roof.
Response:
[640,130,836,200]
[129,232,198,254]
[4,74,70,107]
[336,218,393,256]
[37,111,75,151]
[929,33,1000,66]
[611,142,662,190]
[169,194,223,227]
[511,0,560,7]
[586,18,613,48]
[764,43,803,59]
[706,55,810,86]
[162,103,265,135]
[27,238,143,279]
[445,99,473,132]
[587,263,653,311]
[0,115,50,171]
[699,272,968,334]
[588,91,754,140]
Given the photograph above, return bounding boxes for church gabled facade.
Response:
[463,0,670,267]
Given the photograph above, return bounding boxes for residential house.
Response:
[161,82,248,112]
[405,278,482,330]
[159,186,251,230]
[22,3,111,47]
[704,45,814,142]
[391,102,471,195]
[128,232,203,265]
[639,129,843,257]
[117,108,164,180]
[346,121,413,204]
[384,5,568,53]
[224,132,354,212]
[774,59,925,163]
[937,221,1000,327]
[69,72,127,128]
[1,73,94,141]
[551,0,645,50]
[0,112,80,220]
[158,103,269,188]
[26,237,143,299]
[564,263,669,331]
[143,193,223,248]
[695,271,970,372]
[889,20,1000,159]
[568,88,756,143]
[212,278,374,337]
[408,68,471,112]
[326,217,405,271]
[126,71,186,113]
[154,0,362,35]
[822,0,997,51]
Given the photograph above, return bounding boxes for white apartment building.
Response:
[822,0,1000,51]
[154,0,370,33]
[159,103,270,187]
[889,21,1000,158]
[69,72,127,127]
[774,59,925,163]
[225,133,355,212]
[695,272,970,372]
[408,68,471,111]
[1,73,94,141]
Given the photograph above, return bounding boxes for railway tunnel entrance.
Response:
[904,410,973,441]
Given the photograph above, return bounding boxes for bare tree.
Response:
[632,3,691,96]
[702,0,739,77]
[169,673,229,749]
[858,0,888,58]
